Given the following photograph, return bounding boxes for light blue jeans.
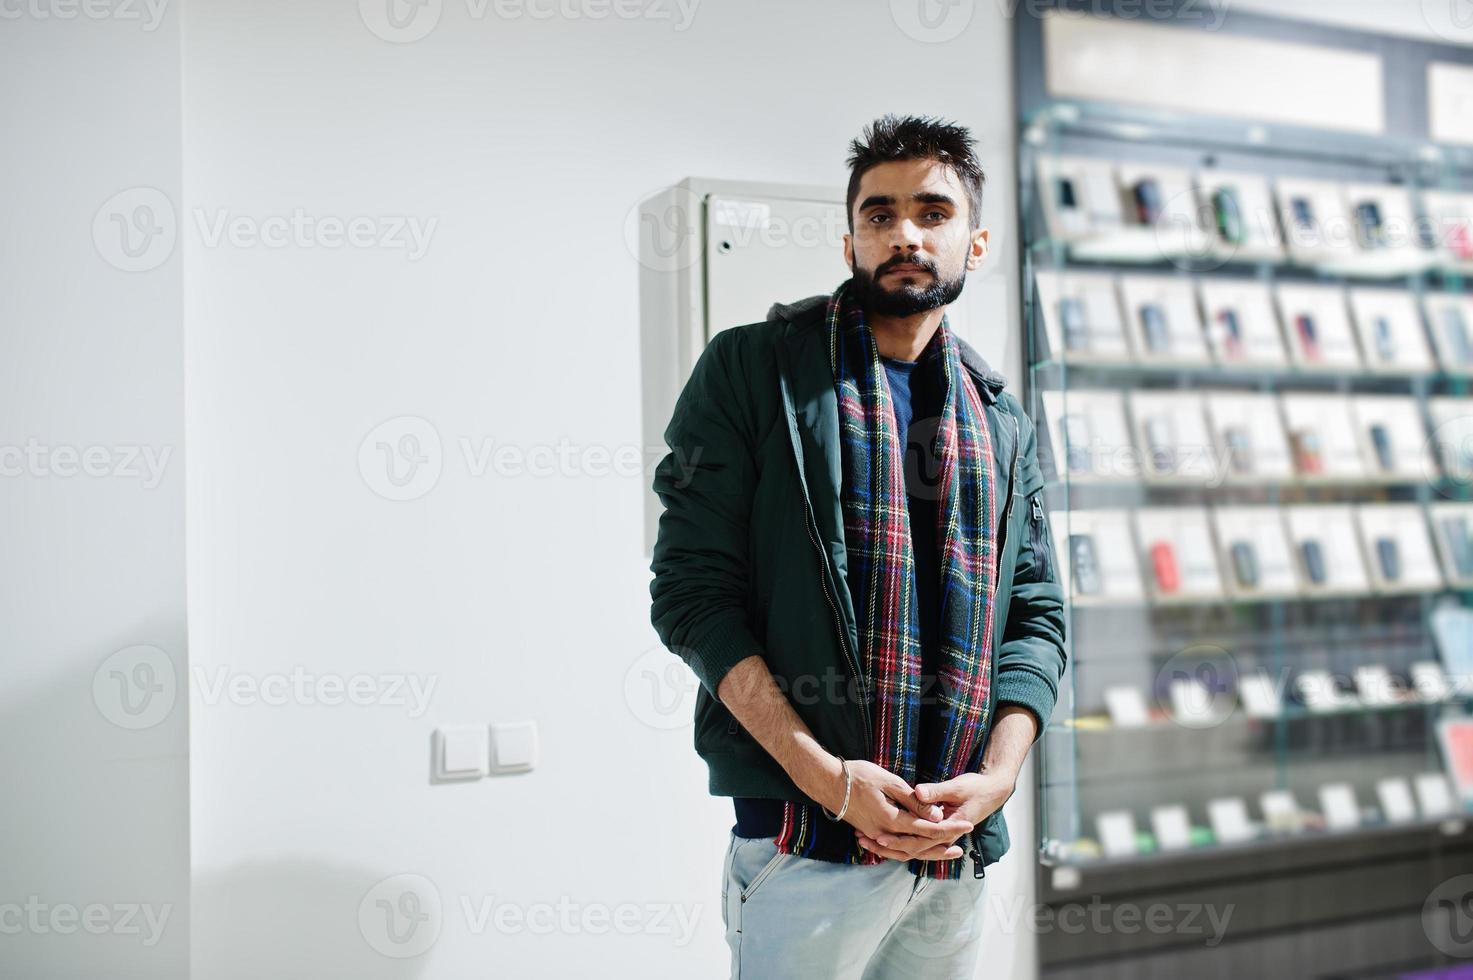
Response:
[722,829,989,979]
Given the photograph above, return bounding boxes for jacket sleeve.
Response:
[993,396,1068,743]
[648,328,765,704]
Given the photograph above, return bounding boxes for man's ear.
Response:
[966,227,990,271]
[842,232,853,270]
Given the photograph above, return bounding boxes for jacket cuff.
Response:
[995,670,1057,744]
[686,620,766,704]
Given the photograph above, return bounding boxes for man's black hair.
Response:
[845,114,986,234]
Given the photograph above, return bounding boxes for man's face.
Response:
[843,158,989,318]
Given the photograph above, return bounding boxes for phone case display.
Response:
[1040,390,1137,483]
[1116,275,1211,363]
[1331,182,1435,277]
[1035,154,1125,241]
[1023,100,1473,875]
[1348,395,1439,481]
[1423,294,1473,374]
[1127,392,1216,482]
[1203,392,1294,482]
[1282,505,1372,595]
[1048,509,1145,605]
[1420,190,1473,269]
[1132,507,1224,600]
[1275,283,1363,371]
[1427,397,1473,482]
[1211,507,1300,597]
[1194,171,1285,263]
[1346,288,1437,374]
[1033,269,1132,361]
[1197,279,1289,366]
[1077,162,1212,263]
[1275,177,1358,265]
[1279,393,1368,480]
[1428,503,1473,586]
[1354,504,1445,593]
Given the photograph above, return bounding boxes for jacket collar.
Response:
[765,292,1008,404]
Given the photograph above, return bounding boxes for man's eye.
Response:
[869,213,890,225]
[927,211,947,222]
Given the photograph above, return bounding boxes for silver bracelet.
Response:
[820,757,851,821]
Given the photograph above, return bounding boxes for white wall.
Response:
[0,4,187,979]
[182,1,1031,977]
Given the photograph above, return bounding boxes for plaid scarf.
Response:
[773,277,1001,880]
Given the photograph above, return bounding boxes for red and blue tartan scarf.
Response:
[773,277,1001,880]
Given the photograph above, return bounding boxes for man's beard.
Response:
[849,256,966,318]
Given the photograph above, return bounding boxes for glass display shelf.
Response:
[1022,98,1473,870]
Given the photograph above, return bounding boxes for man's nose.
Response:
[890,218,925,250]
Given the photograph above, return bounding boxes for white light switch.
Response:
[490,720,537,774]
[434,725,489,781]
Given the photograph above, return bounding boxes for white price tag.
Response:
[1377,778,1417,824]
[1104,686,1151,728]
[1151,805,1193,851]
[1239,673,1282,719]
[1416,772,1456,819]
[1097,810,1139,859]
[1207,797,1255,844]
[1319,783,1361,831]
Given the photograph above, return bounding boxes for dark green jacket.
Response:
[648,292,1068,870]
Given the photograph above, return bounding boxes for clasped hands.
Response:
[834,759,1015,862]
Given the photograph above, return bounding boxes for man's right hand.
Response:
[823,759,972,860]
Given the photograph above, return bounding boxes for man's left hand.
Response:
[854,769,1016,862]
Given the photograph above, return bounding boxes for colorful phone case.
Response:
[1151,541,1180,594]
[1230,541,1259,588]
[1060,297,1089,352]
[1134,178,1163,226]
[1369,423,1394,471]
[1296,314,1320,361]
[1375,536,1401,582]
[1299,539,1326,585]
[1218,308,1243,359]
[1140,304,1170,353]
[1069,534,1101,595]
[1213,187,1244,245]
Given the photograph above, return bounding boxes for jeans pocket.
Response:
[736,838,789,903]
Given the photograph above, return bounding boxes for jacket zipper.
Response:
[775,352,875,763]
[968,412,1020,880]
[1030,493,1051,583]
[797,469,874,760]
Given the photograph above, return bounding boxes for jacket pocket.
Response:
[1027,491,1053,584]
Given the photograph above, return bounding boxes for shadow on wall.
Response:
[0,618,188,980]
[193,861,434,980]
